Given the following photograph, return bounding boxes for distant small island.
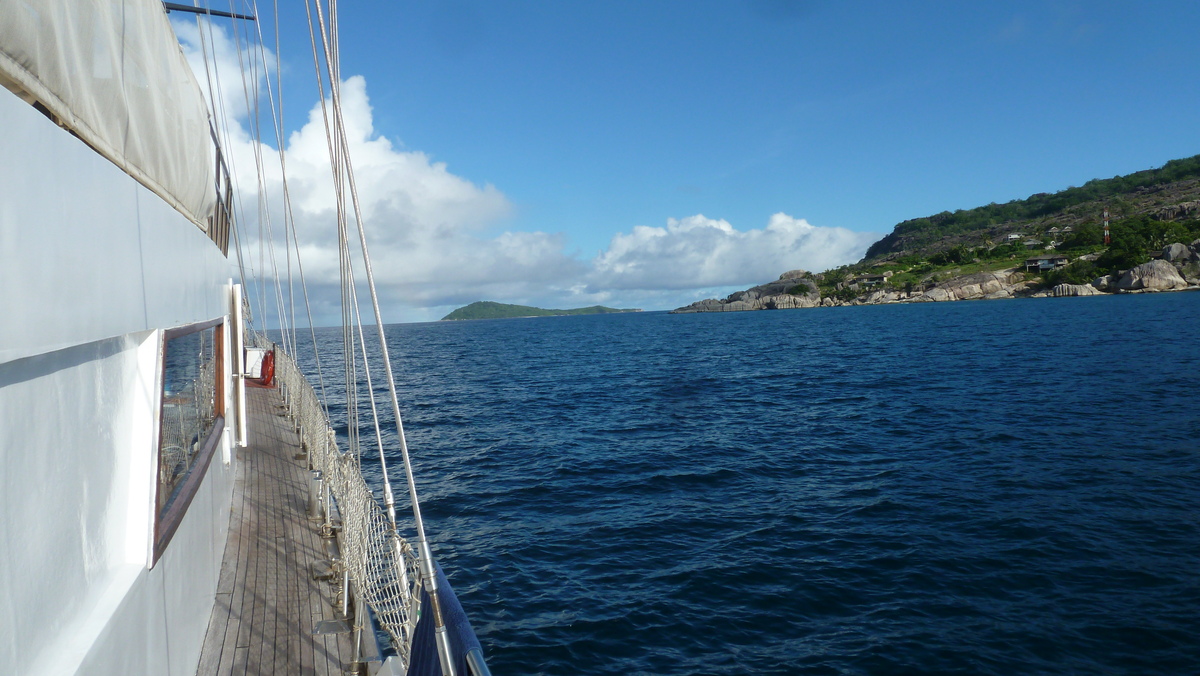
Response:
[442,301,642,321]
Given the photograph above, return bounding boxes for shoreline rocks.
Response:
[1052,283,1103,297]
[670,241,1200,314]
[1114,259,1188,291]
[672,275,821,313]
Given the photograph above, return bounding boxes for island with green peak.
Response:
[442,301,642,321]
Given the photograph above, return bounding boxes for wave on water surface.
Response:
[291,293,1200,674]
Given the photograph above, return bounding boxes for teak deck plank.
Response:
[196,386,355,676]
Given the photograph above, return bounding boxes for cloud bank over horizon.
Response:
[178,23,878,323]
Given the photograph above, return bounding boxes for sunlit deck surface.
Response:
[197,386,363,676]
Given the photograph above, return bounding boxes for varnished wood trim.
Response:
[153,418,224,565]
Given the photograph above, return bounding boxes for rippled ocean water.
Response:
[291,292,1200,675]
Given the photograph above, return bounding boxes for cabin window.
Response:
[154,318,225,562]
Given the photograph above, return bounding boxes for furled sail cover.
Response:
[0,0,216,228]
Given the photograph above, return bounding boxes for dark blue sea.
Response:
[290,292,1200,675]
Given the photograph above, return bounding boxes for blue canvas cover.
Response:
[407,563,484,676]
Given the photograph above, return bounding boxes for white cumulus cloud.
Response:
[175,21,877,323]
[589,213,878,291]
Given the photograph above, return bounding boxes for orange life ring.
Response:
[252,349,275,387]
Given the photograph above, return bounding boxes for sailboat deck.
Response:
[196,386,360,676]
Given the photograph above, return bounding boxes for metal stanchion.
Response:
[308,470,323,520]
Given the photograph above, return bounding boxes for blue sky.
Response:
[190,1,1200,323]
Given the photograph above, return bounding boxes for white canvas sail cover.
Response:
[0,0,216,228]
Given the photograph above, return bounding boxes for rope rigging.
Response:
[189,1,463,672]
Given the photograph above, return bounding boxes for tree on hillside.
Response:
[1060,223,1101,249]
[1095,222,1149,271]
[1145,220,1191,249]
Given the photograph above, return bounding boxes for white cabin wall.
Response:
[0,92,239,673]
[72,447,235,675]
[0,92,231,363]
[0,333,149,671]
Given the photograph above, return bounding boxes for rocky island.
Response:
[674,154,1200,313]
[443,301,641,321]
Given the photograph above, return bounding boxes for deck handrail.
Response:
[265,336,424,670]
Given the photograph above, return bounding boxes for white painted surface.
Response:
[0,315,237,676]
[245,348,268,379]
[0,92,238,674]
[0,334,148,671]
[0,92,231,364]
[233,284,248,448]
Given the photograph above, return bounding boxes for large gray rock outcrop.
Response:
[920,287,955,302]
[863,289,904,304]
[1162,243,1193,262]
[671,298,725,313]
[761,293,821,310]
[1052,284,1103,297]
[920,269,1023,302]
[1154,201,1200,220]
[672,275,820,313]
[1115,259,1188,291]
[721,300,757,311]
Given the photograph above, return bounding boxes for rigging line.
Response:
[304,0,458,670]
[336,230,387,471]
[190,10,248,294]
[302,0,415,642]
[227,0,291,350]
[193,11,253,315]
[267,110,333,413]
[241,10,292,357]
[214,2,270,341]
[324,3,364,470]
[343,207,362,463]
[247,0,316,384]
[303,0,380,533]
[274,0,298,361]
[302,0,358,453]
[324,92,356,459]
[208,0,330,409]
[200,7,264,331]
[338,218,390,474]
[303,0,335,164]
[312,0,456,671]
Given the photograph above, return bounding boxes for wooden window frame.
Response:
[153,317,225,564]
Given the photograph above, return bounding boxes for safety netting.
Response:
[263,334,424,668]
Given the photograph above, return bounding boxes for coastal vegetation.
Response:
[863,154,1200,261]
[816,212,1200,302]
[442,301,641,321]
[674,153,1200,313]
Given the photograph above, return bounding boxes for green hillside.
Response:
[798,153,1200,303]
[864,154,1200,262]
[442,301,641,321]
